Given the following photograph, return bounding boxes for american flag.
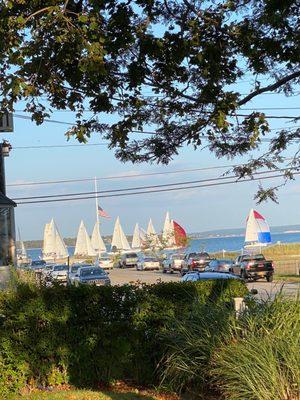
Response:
[97,205,110,218]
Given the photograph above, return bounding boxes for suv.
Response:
[118,253,139,268]
[181,252,211,275]
[163,253,185,273]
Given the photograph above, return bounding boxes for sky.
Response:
[2,81,300,240]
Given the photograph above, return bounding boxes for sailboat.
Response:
[42,218,69,261]
[74,220,97,256]
[91,222,106,254]
[132,223,142,250]
[162,211,176,248]
[16,228,31,265]
[172,220,188,248]
[111,217,131,252]
[244,209,271,249]
[146,218,161,248]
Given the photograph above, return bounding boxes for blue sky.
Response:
[2,84,300,240]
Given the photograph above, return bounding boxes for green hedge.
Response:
[0,280,247,397]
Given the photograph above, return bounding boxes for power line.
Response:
[8,160,296,188]
[16,171,300,205]
[12,167,298,201]
[9,125,300,152]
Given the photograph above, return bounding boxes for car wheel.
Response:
[241,270,248,281]
[266,274,273,283]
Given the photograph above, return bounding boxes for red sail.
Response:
[173,220,187,247]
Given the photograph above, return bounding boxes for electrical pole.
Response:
[0,113,16,266]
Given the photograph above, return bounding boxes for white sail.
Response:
[54,222,69,258]
[43,219,68,259]
[132,223,141,249]
[111,217,131,251]
[74,220,97,256]
[43,220,56,256]
[91,221,106,254]
[146,218,161,247]
[162,212,175,247]
[20,240,27,257]
[245,209,271,245]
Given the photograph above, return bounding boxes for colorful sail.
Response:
[173,220,188,247]
[245,209,271,244]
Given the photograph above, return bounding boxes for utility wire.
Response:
[7,160,297,188]
[12,167,298,201]
[16,171,300,205]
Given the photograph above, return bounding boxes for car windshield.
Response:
[219,259,233,265]
[144,258,157,262]
[126,253,138,258]
[172,254,185,260]
[53,265,68,271]
[80,268,105,277]
[32,260,45,266]
[71,266,80,273]
[100,257,110,261]
[243,254,265,261]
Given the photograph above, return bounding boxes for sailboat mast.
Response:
[94,176,99,225]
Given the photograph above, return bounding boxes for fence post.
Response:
[296,262,300,276]
[233,297,245,318]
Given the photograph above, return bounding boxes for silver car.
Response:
[68,264,93,285]
[205,259,234,273]
[163,253,185,273]
[137,256,160,271]
[47,264,69,284]
[72,266,111,286]
[181,271,241,282]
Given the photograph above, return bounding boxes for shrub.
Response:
[0,279,247,397]
[160,293,300,400]
[212,295,300,400]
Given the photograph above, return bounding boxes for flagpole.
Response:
[95,177,99,226]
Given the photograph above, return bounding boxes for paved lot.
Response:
[108,268,300,298]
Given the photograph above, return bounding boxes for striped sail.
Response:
[245,209,271,244]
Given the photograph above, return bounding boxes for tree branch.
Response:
[238,71,300,106]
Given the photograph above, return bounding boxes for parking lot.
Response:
[108,267,300,298]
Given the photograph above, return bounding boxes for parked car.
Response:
[137,256,160,271]
[46,264,69,284]
[67,263,93,285]
[181,252,211,275]
[72,266,110,286]
[98,256,114,270]
[231,254,274,282]
[118,253,139,268]
[181,271,241,282]
[205,259,234,273]
[30,259,46,273]
[162,253,185,273]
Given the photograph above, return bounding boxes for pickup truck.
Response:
[230,254,274,282]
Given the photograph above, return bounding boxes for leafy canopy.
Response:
[0,0,299,200]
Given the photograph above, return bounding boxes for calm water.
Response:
[27,231,300,260]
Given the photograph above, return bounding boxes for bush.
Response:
[212,295,300,400]
[160,294,300,400]
[0,279,247,397]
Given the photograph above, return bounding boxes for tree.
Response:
[0,0,299,201]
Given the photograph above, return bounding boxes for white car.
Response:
[137,257,160,271]
[47,264,69,283]
[162,253,185,273]
[98,256,114,270]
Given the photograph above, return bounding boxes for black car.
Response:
[205,259,234,273]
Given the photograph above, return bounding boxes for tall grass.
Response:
[160,294,300,400]
[212,295,300,400]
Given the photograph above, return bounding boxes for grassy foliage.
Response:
[0,279,246,398]
[161,294,300,400]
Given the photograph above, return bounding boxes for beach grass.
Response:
[273,274,300,282]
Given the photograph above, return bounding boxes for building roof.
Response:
[0,192,16,207]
